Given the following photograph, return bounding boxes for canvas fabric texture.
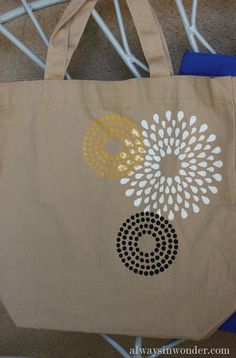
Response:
[0,0,235,340]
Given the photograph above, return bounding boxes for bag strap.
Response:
[126,0,173,78]
[44,0,173,80]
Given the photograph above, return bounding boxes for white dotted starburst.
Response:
[120,111,223,220]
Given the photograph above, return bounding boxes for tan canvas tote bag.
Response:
[0,0,235,340]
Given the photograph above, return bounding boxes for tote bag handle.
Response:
[44,0,173,80]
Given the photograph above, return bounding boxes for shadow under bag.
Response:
[0,0,235,340]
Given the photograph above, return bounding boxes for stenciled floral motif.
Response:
[116,211,178,276]
[120,111,223,220]
[82,114,145,178]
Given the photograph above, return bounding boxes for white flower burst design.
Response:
[120,111,223,220]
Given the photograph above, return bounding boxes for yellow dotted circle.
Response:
[83,114,145,178]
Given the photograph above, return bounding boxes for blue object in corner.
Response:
[179,51,236,77]
[219,313,236,333]
[179,50,236,333]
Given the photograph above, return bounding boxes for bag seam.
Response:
[231,78,236,203]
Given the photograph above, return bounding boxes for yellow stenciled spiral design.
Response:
[83,114,145,178]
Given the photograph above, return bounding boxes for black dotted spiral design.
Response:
[116,212,178,276]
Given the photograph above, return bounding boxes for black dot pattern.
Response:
[116,212,178,276]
